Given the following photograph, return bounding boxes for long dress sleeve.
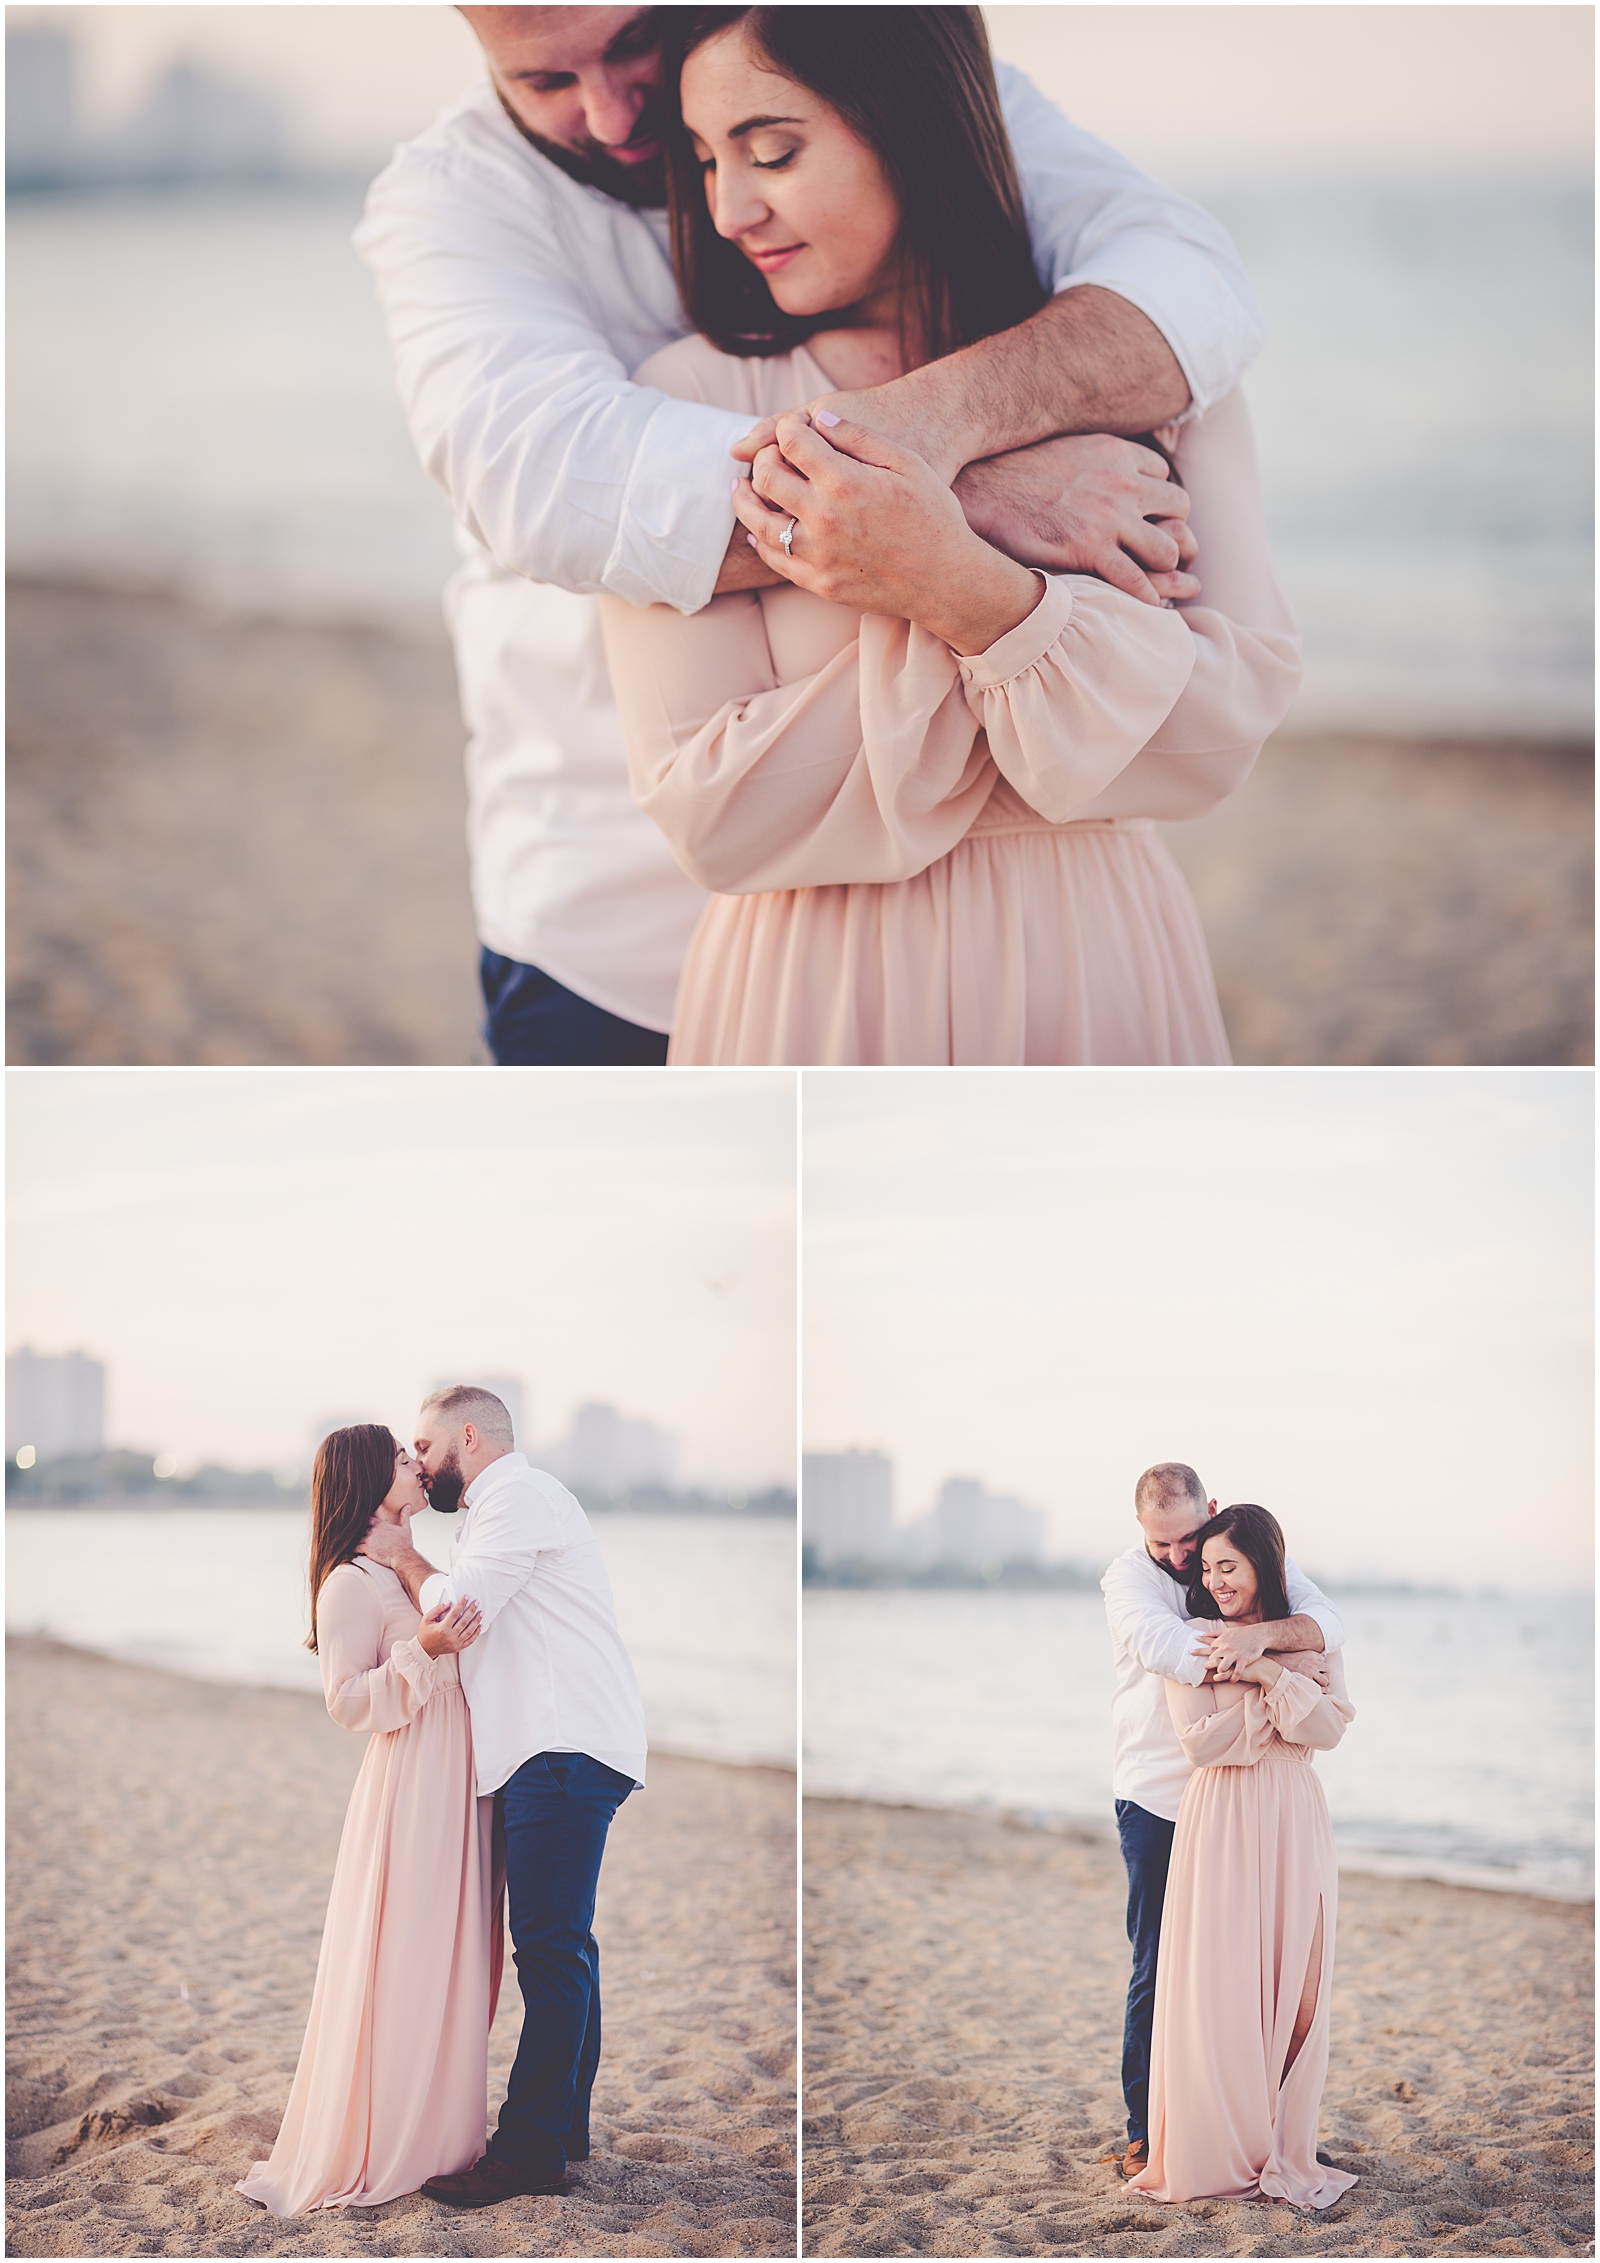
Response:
[317,1565,442,1733]
[1165,1652,1354,1767]
[601,569,1197,892]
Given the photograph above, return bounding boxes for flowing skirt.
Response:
[1129,1745,1358,2211]
[669,819,1230,1066]
[237,1680,500,2214]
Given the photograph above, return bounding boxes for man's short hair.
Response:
[1134,1461,1207,1521]
[420,1384,515,1446]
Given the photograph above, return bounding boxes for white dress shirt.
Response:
[355,68,1265,1031]
[1101,1542,1345,1822]
[418,1452,647,1797]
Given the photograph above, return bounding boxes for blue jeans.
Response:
[1116,1798,1176,2148]
[480,950,670,1066]
[487,1751,635,2175]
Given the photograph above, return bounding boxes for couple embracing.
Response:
[361,6,1300,1065]
[237,1385,646,2215]
[1102,1462,1358,2213]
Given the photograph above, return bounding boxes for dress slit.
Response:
[1280,1895,1324,2087]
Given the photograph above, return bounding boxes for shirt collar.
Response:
[462,1449,527,1513]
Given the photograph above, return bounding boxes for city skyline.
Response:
[805,1071,1593,1594]
[6,1070,797,1491]
[7,6,1587,185]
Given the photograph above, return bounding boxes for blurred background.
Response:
[802,1069,1593,1897]
[6,4,1594,1063]
[5,1067,799,1765]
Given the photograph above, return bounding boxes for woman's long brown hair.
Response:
[306,1424,398,1652]
[1185,1504,1293,1626]
[661,7,1048,365]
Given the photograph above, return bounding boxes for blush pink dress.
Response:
[1129,1655,1358,2212]
[236,1560,501,2215]
[599,339,1302,1065]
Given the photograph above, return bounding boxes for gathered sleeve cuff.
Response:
[955,577,1196,823]
[317,1568,441,1733]
[1264,1655,1356,1752]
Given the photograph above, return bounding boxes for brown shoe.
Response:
[1121,2140,1148,2179]
[422,2156,568,2207]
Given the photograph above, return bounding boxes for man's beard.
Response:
[1153,1551,1191,1588]
[495,85,667,210]
[427,1447,467,1516]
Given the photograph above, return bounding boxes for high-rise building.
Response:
[922,1475,1047,1568]
[802,1449,894,1565]
[6,1347,107,1461]
[548,1402,676,1495]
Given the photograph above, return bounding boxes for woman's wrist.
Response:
[918,545,1044,657]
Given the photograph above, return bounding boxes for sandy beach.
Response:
[802,1798,1594,2259]
[5,1637,797,2258]
[6,579,1591,1067]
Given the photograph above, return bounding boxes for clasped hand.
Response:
[731,407,1006,642]
[732,403,1198,609]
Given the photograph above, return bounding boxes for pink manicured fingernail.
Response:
[816,410,841,427]
[746,534,757,547]
[731,480,740,494]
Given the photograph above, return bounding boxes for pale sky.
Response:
[7,1069,797,1488]
[13,4,1592,180]
[804,1071,1593,1592]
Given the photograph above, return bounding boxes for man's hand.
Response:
[955,436,1197,608]
[356,1520,436,1608]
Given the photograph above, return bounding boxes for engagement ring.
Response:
[779,518,796,556]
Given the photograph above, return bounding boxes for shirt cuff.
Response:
[955,575,1073,691]
[1168,1644,1208,1688]
[418,1571,447,1615]
[607,396,763,614]
[1303,1603,1343,1653]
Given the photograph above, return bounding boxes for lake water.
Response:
[7,174,1592,736]
[6,1506,797,1769]
[803,1587,1593,1900]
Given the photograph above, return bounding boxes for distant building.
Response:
[802,1449,894,1565]
[5,22,287,193]
[901,1475,1047,1570]
[546,1402,676,1496]
[6,1347,107,1461]
[6,25,77,189]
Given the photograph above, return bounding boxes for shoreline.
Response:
[802,1785,1594,1907]
[7,1635,797,2258]
[802,1794,1594,2258]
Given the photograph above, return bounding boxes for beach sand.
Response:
[802,1798,1594,2259]
[6,580,1592,1068]
[5,1637,797,2258]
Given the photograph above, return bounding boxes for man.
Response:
[360,1384,647,2203]
[356,6,1267,1062]
[1100,1461,1344,2181]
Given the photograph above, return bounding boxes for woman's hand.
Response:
[1234,1653,1283,1689]
[732,410,1044,657]
[416,1597,482,1657]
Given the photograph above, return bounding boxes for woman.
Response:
[597,7,1301,1064]
[1129,1506,1357,2212]
[237,1425,499,2215]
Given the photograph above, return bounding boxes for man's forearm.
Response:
[1259,1614,1327,1654]
[859,287,1191,483]
[713,516,785,596]
[382,1546,436,1610]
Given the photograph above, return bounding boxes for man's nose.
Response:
[581,68,644,149]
